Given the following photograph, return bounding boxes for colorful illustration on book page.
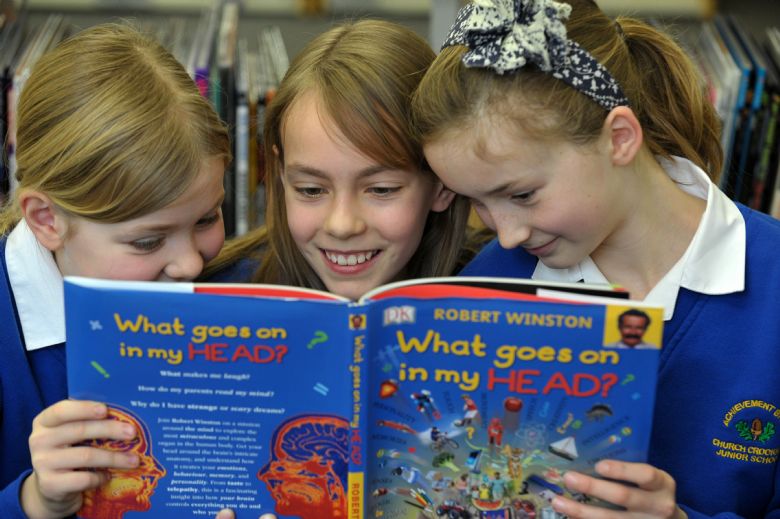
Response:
[258,414,349,519]
[365,297,662,518]
[79,405,165,519]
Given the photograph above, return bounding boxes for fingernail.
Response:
[216,510,234,519]
[596,460,612,475]
[563,471,582,486]
[552,497,568,513]
[123,424,136,439]
[126,454,140,467]
[93,403,107,417]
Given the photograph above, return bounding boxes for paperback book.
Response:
[64,276,663,519]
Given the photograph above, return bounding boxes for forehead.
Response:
[424,124,546,194]
[428,115,549,167]
[282,91,349,150]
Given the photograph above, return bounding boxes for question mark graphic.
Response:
[275,345,288,363]
[601,373,618,397]
[466,426,475,440]
[621,373,636,385]
[307,330,329,349]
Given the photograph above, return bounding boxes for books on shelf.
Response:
[65,276,663,518]
[764,27,780,219]
[676,17,780,216]
[0,7,777,221]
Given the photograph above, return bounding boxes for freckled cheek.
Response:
[544,207,594,237]
[202,228,226,262]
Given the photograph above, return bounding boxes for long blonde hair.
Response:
[207,19,470,288]
[0,23,230,235]
[413,0,722,180]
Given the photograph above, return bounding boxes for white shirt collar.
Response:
[533,156,745,320]
[5,219,66,350]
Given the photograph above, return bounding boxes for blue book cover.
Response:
[66,278,354,519]
[354,289,663,519]
[65,277,662,519]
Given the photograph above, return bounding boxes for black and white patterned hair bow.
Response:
[442,0,630,110]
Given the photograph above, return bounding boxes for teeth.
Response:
[325,251,375,265]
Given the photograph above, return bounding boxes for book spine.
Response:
[347,309,368,519]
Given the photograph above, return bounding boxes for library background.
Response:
[1,0,779,237]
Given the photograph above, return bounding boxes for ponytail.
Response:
[615,17,723,179]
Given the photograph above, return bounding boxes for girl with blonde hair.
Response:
[0,23,231,517]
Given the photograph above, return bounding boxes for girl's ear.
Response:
[430,182,456,213]
[19,190,67,251]
[605,106,643,166]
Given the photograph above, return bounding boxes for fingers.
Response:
[595,460,678,516]
[554,461,679,518]
[30,400,138,458]
[35,468,110,497]
[34,445,140,473]
[596,460,674,491]
[31,418,137,451]
[215,509,235,519]
[552,494,624,519]
[33,400,108,429]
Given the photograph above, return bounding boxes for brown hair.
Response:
[0,23,230,235]
[206,19,470,288]
[412,0,722,179]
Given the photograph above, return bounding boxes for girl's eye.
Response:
[511,191,536,203]
[294,187,326,198]
[196,212,221,228]
[369,186,402,197]
[130,237,164,252]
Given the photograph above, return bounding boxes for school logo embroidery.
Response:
[712,399,780,465]
[735,418,775,443]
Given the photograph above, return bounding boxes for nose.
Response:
[493,214,531,250]
[163,240,205,281]
[323,196,366,239]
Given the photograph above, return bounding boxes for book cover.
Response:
[65,277,663,519]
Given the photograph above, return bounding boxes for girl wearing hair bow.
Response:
[413,0,780,517]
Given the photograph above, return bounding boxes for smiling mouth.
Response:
[323,250,381,266]
[524,238,557,255]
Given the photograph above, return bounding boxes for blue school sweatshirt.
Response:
[0,236,69,518]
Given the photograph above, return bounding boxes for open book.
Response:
[64,276,663,519]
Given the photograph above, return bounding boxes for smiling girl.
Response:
[205,19,470,299]
[0,24,230,518]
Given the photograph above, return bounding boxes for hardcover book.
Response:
[64,276,663,519]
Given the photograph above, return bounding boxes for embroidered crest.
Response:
[713,400,780,464]
[735,418,776,443]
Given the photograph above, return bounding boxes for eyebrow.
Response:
[484,181,516,197]
[127,193,226,234]
[284,164,392,179]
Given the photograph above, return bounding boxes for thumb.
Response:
[215,509,234,519]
